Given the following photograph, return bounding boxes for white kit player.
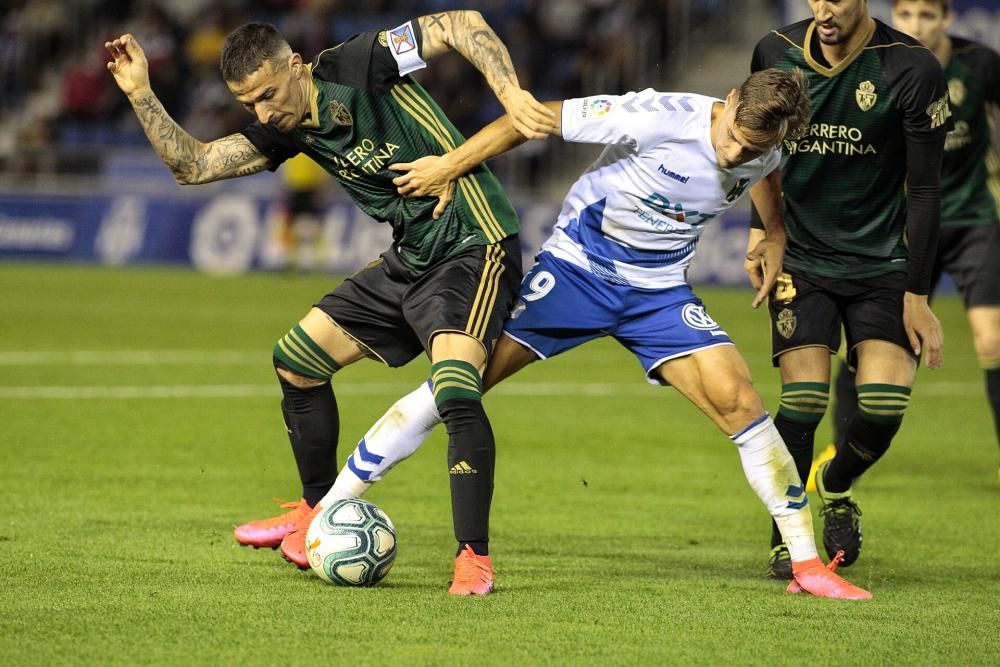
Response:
[290,69,871,599]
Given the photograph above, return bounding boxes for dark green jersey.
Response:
[940,37,1000,228]
[241,21,518,273]
[752,19,949,282]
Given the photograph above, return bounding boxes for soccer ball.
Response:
[305,498,397,586]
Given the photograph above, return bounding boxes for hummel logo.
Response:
[449,461,477,475]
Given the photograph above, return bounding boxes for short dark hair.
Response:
[892,0,950,12]
[736,68,811,143]
[220,22,290,83]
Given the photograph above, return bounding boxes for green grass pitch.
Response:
[1,263,997,665]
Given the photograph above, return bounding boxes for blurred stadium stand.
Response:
[0,0,751,191]
[1,0,996,277]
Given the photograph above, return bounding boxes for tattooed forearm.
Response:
[425,11,520,102]
[207,135,264,176]
[129,94,266,183]
[131,94,207,183]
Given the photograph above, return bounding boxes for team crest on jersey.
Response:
[948,78,966,107]
[927,94,951,129]
[389,24,416,54]
[328,101,353,126]
[855,80,877,112]
[725,177,750,203]
[776,308,797,339]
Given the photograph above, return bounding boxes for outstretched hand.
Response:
[501,88,557,140]
[105,34,150,97]
[744,235,785,308]
[389,155,458,220]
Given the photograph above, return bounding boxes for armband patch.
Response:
[386,21,425,76]
[389,23,416,54]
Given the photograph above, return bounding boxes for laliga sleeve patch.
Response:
[387,21,425,76]
[576,97,614,120]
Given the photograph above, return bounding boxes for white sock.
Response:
[731,414,819,563]
[319,381,442,507]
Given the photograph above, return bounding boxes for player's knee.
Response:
[856,384,910,425]
[972,332,1000,370]
[274,360,327,388]
[776,382,829,425]
[707,378,763,423]
[272,324,340,386]
[430,359,483,410]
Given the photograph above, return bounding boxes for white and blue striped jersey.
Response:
[544,90,781,289]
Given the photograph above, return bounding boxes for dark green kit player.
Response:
[830,0,1000,484]
[106,11,558,595]
[746,0,950,579]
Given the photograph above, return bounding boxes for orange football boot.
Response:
[786,550,871,600]
[448,545,495,596]
[233,498,312,549]
[280,502,324,570]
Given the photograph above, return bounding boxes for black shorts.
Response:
[768,270,913,368]
[931,225,1000,308]
[316,235,523,367]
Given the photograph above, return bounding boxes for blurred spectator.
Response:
[277,153,331,272]
[0,0,717,192]
[62,46,113,122]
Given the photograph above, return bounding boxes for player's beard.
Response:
[815,23,845,45]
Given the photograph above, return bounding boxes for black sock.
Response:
[439,398,494,557]
[823,414,899,493]
[833,360,857,449]
[277,374,339,507]
[987,369,1000,447]
[770,412,819,547]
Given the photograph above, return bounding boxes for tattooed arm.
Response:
[416,11,555,139]
[106,34,269,184]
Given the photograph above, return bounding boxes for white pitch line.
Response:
[0,351,262,365]
[0,381,985,400]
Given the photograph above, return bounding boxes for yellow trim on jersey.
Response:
[391,83,506,242]
[298,64,322,129]
[397,83,507,240]
[458,178,505,243]
[396,83,458,150]
[390,86,454,149]
[803,19,876,78]
[464,244,505,341]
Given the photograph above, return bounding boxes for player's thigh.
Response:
[296,308,370,367]
[854,339,917,387]
[615,285,734,385]
[841,272,915,371]
[482,335,539,391]
[430,332,487,371]
[500,252,618,362]
[315,254,424,367]
[406,236,523,365]
[656,344,764,432]
[777,346,832,384]
[768,271,841,371]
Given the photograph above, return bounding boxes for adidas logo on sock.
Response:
[449,461,477,475]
